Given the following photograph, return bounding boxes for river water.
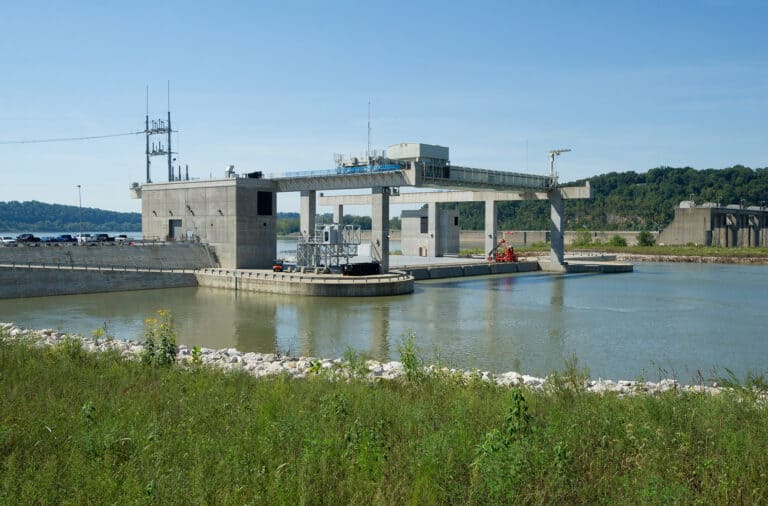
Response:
[1,261,765,382]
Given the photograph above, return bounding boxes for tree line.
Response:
[454,165,768,231]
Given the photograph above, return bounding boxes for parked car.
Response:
[57,234,77,243]
[115,234,132,243]
[16,233,41,243]
[1,236,17,246]
[272,260,284,272]
[76,234,93,244]
[42,236,59,243]
[95,233,114,242]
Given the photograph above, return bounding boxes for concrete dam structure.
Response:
[133,142,591,276]
[659,201,768,247]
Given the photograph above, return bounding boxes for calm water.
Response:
[1,262,766,382]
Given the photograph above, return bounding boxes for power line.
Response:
[0,130,144,145]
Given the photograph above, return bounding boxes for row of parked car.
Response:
[0,234,133,245]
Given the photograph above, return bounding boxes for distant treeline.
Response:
[5,166,766,233]
[276,212,401,235]
[0,201,142,232]
[454,165,768,231]
[0,202,401,234]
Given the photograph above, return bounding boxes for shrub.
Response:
[637,230,656,247]
[398,331,424,382]
[141,310,178,366]
[608,235,627,247]
[571,230,593,248]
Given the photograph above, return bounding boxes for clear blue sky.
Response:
[1,0,765,213]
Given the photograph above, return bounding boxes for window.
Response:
[420,216,428,234]
[454,216,459,226]
[257,191,273,215]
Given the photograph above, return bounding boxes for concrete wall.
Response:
[658,205,767,247]
[196,270,414,297]
[400,208,459,256]
[0,267,197,299]
[141,178,277,268]
[0,243,216,269]
[657,208,711,246]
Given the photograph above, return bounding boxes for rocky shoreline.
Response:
[615,253,768,264]
[1,322,724,396]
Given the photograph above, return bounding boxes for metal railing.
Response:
[281,163,404,178]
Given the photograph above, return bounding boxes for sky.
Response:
[0,0,766,214]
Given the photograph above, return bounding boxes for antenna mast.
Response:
[367,100,371,164]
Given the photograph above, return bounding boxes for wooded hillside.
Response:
[456,165,768,231]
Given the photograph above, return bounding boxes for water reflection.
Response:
[2,264,768,380]
[545,275,566,373]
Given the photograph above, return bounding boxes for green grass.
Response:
[569,244,768,258]
[1,336,767,504]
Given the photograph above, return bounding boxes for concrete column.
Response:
[300,190,316,239]
[427,203,438,257]
[549,189,566,267]
[332,204,344,224]
[484,200,497,257]
[371,187,390,273]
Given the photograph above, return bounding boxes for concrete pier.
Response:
[371,187,390,273]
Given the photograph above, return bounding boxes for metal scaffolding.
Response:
[297,224,362,268]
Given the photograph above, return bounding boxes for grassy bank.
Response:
[584,244,768,258]
[2,337,767,504]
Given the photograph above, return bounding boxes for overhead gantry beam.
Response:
[317,183,591,206]
[317,183,591,271]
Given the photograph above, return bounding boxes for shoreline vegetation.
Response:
[2,322,767,503]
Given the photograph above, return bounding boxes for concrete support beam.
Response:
[300,190,316,239]
[332,204,344,224]
[316,183,591,207]
[427,203,438,257]
[484,200,497,256]
[371,187,390,273]
[549,189,565,268]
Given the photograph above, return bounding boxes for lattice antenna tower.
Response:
[144,82,176,183]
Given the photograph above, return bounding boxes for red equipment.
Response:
[487,239,519,263]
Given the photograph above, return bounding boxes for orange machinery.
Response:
[487,239,519,263]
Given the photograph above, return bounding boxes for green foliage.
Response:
[547,355,591,396]
[191,346,203,366]
[341,347,369,378]
[397,331,424,382]
[455,165,768,231]
[608,234,628,247]
[637,230,656,247]
[0,200,140,232]
[571,230,593,247]
[141,310,178,367]
[2,340,768,503]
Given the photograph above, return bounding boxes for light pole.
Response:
[548,148,571,185]
[77,185,83,243]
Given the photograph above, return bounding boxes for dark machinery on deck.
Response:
[487,239,518,263]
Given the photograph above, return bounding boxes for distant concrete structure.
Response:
[138,174,277,269]
[658,201,768,247]
[400,207,460,256]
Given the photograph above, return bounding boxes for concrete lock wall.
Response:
[0,243,217,269]
[0,267,198,299]
[657,205,767,247]
[400,208,459,256]
[141,178,277,268]
[657,208,712,246]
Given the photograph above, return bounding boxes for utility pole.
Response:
[77,185,83,242]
